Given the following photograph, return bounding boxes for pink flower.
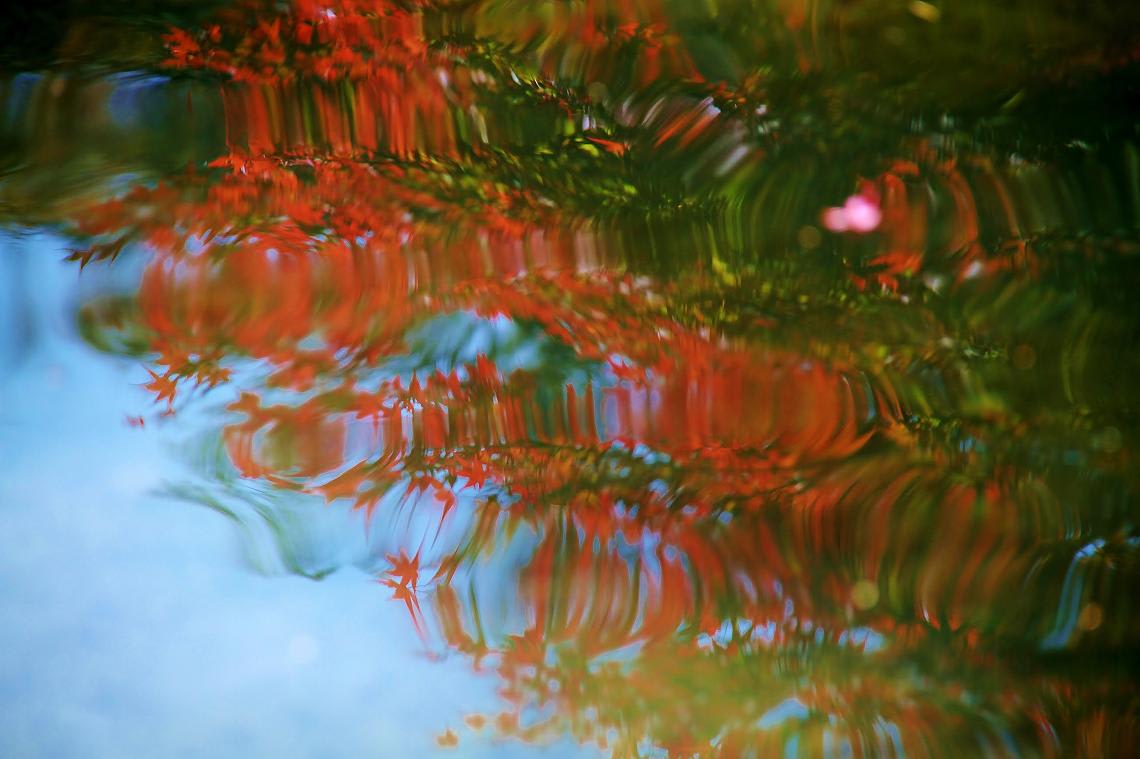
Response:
[821,190,882,233]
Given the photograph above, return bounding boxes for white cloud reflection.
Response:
[0,238,586,758]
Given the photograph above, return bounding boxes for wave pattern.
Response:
[15,0,1140,754]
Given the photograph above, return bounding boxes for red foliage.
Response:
[60,1,1136,755]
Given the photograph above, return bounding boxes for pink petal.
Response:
[843,195,882,233]
[821,207,849,232]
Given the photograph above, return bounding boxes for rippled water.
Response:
[2,1,1139,756]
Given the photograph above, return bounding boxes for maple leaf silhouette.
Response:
[143,369,178,408]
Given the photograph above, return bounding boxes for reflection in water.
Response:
[6,0,1140,754]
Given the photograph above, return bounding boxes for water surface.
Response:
[2,1,1139,756]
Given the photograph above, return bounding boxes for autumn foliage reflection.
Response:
[66,0,1140,755]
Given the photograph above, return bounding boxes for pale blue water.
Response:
[0,234,584,758]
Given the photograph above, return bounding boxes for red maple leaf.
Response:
[144,369,178,408]
[385,550,420,590]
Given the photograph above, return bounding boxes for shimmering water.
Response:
[2,1,1139,756]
